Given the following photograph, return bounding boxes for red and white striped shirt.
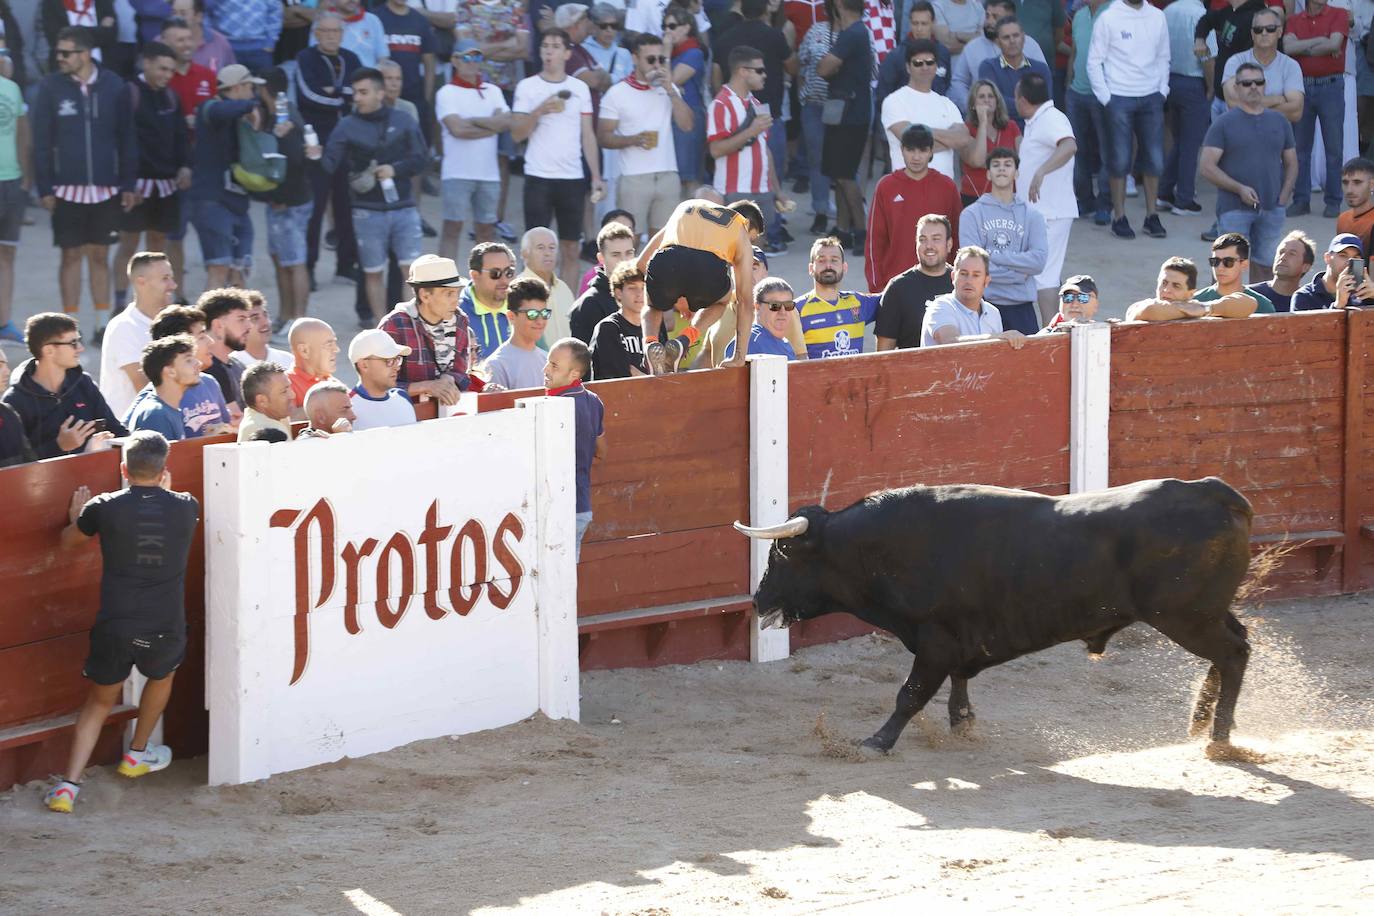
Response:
[708,86,769,196]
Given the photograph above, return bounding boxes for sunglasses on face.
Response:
[909,58,937,68]
[762,299,796,311]
[485,267,516,280]
[1251,24,1279,34]
[48,337,83,348]
[742,65,767,74]
[456,51,485,62]
[518,308,553,320]
[1236,78,1266,88]
[1209,256,1242,268]
[1060,291,1092,304]
[595,20,617,29]
[642,54,667,65]
[54,48,84,57]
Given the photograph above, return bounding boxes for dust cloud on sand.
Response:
[2,593,1372,914]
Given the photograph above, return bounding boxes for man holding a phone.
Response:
[1293,233,1374,310]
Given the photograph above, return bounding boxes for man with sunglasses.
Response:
[1126,253,1263,320]
[1220,8,1304,124]
[347,329,417,430]
[1040,275,1100,333]
[1194,232,1275,314]
[437,40,511,260]
[582,4,633,83]
[484,276,555,390]
[1199,61,1297,284]
[461,241,517,359]
[881,39,966,181]
[31,26,138,331]
[600,32,696,238]
[723,276,802,361]
[2,312,123,458]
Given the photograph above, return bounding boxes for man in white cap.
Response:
[379,253,483,403]
[348,329,417,430]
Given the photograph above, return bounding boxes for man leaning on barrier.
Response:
[46,430,200,814]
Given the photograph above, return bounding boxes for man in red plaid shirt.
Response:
[379,255,483,404]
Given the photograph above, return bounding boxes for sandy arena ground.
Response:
[2,590,1372,914]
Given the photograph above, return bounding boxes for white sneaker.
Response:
[117,744,172,778]
[1126,176,1139,198]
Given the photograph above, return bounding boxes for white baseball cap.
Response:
[348,329,412,363]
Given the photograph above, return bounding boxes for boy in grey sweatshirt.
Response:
[958,147,1049,334]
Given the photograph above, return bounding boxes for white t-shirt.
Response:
[513,74,593,180]
[98,305,154,420]
[1016,102,1077,221]
[231,346,295,372]
[435,82,510,182]
[599,80,677,176]
[880,86,963,181]
[350,386,418,431]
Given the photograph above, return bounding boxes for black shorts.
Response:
[120,190,182,236]
[523,175,586,242]
[52,197,122,249]
[822,122,869,181]
[82,622,187,686]
[0,178,26,244]
[645,245,733,312]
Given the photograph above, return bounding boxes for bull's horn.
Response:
[733,517,809,539]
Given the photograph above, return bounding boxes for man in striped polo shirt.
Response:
[708,45,789,255]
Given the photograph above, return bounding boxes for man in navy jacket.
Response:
[30,26,138,333]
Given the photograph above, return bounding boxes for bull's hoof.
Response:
[950,716,976,738]
[1188,714,1214,738]
[858,736,892,756]
[1205,741,1267,763]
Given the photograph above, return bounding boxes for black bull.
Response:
[736,477,1254,753]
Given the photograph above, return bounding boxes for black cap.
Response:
[1060,274,1097,294]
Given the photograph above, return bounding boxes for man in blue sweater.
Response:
[31,26,138,333]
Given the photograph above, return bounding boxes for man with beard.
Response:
[795,237,880,359]
[196,288,253,414]
[948,0,1047,115]
[876,213,954,350]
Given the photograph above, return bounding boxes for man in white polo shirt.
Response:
[1014,72,1078,326]
[597,31,695,237]
[348,328,417,431]
[921,245,1027,348]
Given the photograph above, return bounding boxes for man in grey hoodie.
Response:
[957,146,1048,335]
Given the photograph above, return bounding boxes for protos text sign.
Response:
[203,401,578,785]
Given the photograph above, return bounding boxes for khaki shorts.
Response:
[617,171,679,234]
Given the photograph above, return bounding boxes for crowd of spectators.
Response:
[2,0,1374,474]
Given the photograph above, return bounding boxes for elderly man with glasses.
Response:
[724,277,802,361]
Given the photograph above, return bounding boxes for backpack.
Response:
[231,118,287,194]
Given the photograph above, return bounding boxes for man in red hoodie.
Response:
[865,123,961,292]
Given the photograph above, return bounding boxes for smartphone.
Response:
[556,89,572,100]
[1353,258,1365,285]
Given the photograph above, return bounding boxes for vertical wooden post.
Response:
[522,396,581,721]
[749,355,791,663]
[1341,309,1367,592]
[1069,322,1112,493]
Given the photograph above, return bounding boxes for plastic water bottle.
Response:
[380,177,398,203]
[274,92,289,125]
[303,123,320,160]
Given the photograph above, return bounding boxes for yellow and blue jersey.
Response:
[796,291,881,359]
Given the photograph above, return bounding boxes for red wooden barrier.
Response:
[1107,313,1350,598]
[0,435,230,788]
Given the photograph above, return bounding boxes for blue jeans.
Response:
[801,101,832,217]
[673,102,707,184]
[1159,74,1208,207]
[266,201,314,267]
[229,45,273,74]
[353,206,422,273]
[766,120,788,242]
[1105,93,1165,177]
[189,198,253,267]
[1065,88,1110,213]
[1217,207,1286,268]
[1296,75,1345,208]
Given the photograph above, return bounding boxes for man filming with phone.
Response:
[1294,233,1374,311]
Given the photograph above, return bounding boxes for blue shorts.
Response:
[353,206,422,273]
[266,201,314,267]
[1217,207,1286,268]
[442,178,499,225]
[189,198,253,267]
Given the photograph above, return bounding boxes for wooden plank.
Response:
[0,719,127,792]
[790,614,880,649]
[1111,423,1341,468]
[0,634,90,726]
[1112,400,1342,440]
[0,704,137,752]
[789,341,1071,510]
[1110,311,1345,355]
[578,596,752,633]
[576,526,750,617]
[1344,309,1367,591]
[579,609,751,670]
[1109,366,1344,412]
